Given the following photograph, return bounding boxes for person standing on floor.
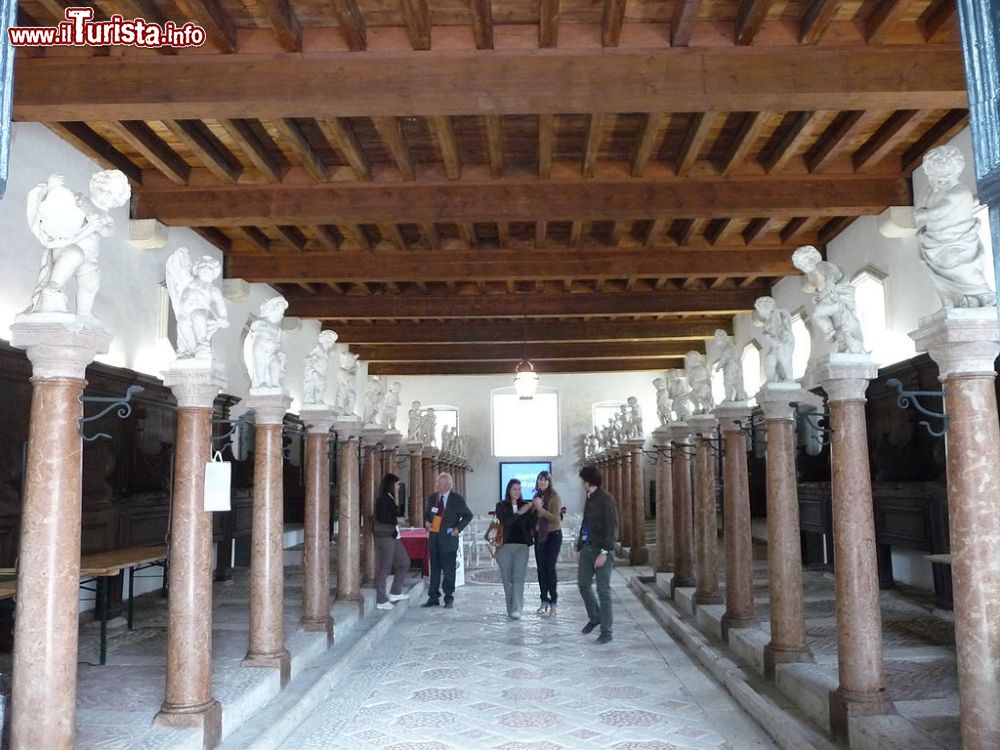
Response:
[373,472,411,611]
[531,470,563,617]
[422,472,473,609]
[577,465,618,644]
[495,478,536,620]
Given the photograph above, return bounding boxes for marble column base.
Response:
[763,643,815,681]
[155,698,222,750]
[829,686,894,739]
[720,613,757,643]
[241,649,291,687]
[694,590,723,605]
[301,615,333,644]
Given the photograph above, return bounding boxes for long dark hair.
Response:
[535,470,555,501]
[504,478,522,503]
[379,472,400,497]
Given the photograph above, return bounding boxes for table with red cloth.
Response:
[399,528,429,576]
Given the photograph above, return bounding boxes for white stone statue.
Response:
[380,381,402,431]
[792,245,865,354]
[25,170,131,317]
[914,145,997,309]
[667,369,694,422]
[441,425,454,454]
[363,374,385,425]
[653,377,671,427]
[614,407,627,445]
[625,396,643,438]
[600,422,613,450]
[406,400,423,441]
[242,296,288,392]
[684,351,714,414]
[164,248,229,365]
[753,296,795,383]
[302,330,338,406]
[420,408,437,447]
[712,330,748,402]
[456,435,467,460]
[334,351,359,417]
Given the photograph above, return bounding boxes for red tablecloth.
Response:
[399,529,429,576]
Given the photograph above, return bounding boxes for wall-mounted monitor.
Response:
[499,461,552,501]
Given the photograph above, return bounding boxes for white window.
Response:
[852,268,888,358]
[424,404,459,449]
[592,401,621,434]
[741,343,763,397]
[791,313,810,380]
[492,390,559,457]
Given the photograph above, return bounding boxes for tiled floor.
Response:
[278,563,778,750]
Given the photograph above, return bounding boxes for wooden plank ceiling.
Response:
[12,0,969,375]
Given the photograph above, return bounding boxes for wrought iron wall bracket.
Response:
[210,413,254,454]
[790,401,834,447]
[886,378,949,438]
[79,385,144,442]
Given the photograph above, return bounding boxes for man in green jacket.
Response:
[576,465,619,644]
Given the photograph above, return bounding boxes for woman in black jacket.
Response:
[494,478,536,619]
[374,473,411,610]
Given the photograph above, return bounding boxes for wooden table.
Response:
[0,544,168,665]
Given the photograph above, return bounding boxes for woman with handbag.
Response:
[531,470,563,617]
[495,478,536,620]
[374,472,411,611]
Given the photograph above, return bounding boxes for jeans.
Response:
[497,543,530,616]
[577,544,614,635]
[374,536,410,603]
[427,532,460,603]
[535,530,562,605]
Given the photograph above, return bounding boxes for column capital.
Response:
[669,424,692,443]
[245,394,292,425]
[381,431,403,451]
[911,307,1000,378]
[422,446,438,458]
[300,408,336,435]
[813,353,878,402]
[162,365,227,408]
[360,426,386,446]
[405,440,424,455]
[652,425,672,446]
[758,382,807,421]
[10,312,113,379]
[688,414,719,437]
[714,402,752,433]
[625,437,645,451]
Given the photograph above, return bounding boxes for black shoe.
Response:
[443,600,454,609]
[421,600,440,608]
[595,632,613,644]
[581,620,600,635]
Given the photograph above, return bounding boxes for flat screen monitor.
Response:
[499,461,552,501]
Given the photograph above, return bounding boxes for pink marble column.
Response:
[670,426,696,592]
[300,409,335,638]
[243,396,292,684]
[10,316,112,750]
[620,450,633,553]
[337,433,362,601]
[815,355,892,736]
[360,434,382,587]
[689,415,721,605]
[652,427,674,573]
[715,403,756,641]
[759,384,813,679]
[913,309,1000,750]
[407,442,424,528]
[627,439,648,565]
[422,447,436,510]
[155,369,226,743]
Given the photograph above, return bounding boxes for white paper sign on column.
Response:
[204,453,232,511]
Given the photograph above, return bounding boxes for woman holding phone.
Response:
[495,478,536,619]
[531,470,563,617]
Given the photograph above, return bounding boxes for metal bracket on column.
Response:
[734,412,766,445]
[790,401,833,448]
[672,441,696,459]
[211,413,253,455]
[694,428,723,457]
[281,423,307,460]
[886,378,948,438]
[79,385,144,442]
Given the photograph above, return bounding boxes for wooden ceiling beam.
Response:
[806,110,885,173]
[470,0,494,50]
[220,119,287,183]
[539,0,560,48]
[15,48,968,120]
[113,121,190,185]
[45,122,142,185]
[852,110,930,172]
[538,115,555,179]
[261,0,302,52]
[315,225,341,250]
[779,216,811,244]
[371,117,415,180]
[704,218,736,246]
[330,0,367,51]
[340,223,371,250]
[163,120,242,183]
[902,109,968,173]
[718,111,772,175]
[286,289,762,319]
[583,114,606,178]
[328,318,726,344]
[275,225,308,250]
[172,0,237,53]
[676,112,715,176]
[799,0,842,45]
[630,113,665,177]
[357,340,696,361]
[274,118,329,181]
[316,118,370,180]
[484,115,505,178]
[602,0,627,47]
[136,175,911,225]
[235,225,272,251]
[399,0,431,50]
[420,223,441,249]
[671,0,701,47]
[919,0,956,42]
[759,111,824,174]
[428,116,461,180]
[643,218,669,248]
[735,0,775,46]
[535,221,548,248]
[369,358,684,375]
[866,0,912,45]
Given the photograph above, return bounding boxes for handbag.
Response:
[484,518,504,558]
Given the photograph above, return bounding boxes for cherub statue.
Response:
[421,408,437,447]
[915,145,996,309]
[592,427,602,453]
[684,351,714,414]
[406,401,423,441]
[242,296,288,392]
[614,407,628,444]
[792,245,865,354]
[363,374,385,425]
[667,369,694,422]
[164,248,229,365]
[712,330,748,402]
[335,351,359,417]
[302,329,338,406]
[653,377,671,427]
[600,423,612,451]
[441,425,454,454]
[380,382,403,431]
[25,170,131,317]
[626,396,643,438]
[753,296,795,383]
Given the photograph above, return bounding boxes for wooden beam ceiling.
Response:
[13,47,967,121]
[355,340,696,362]
[369,359,684,375]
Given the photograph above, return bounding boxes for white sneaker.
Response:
[376,602,394,610]
[388,593,408,602]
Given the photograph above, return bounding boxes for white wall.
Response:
[396,370,663,516]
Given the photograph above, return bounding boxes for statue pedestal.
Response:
[300,409,336,640]
[652,426,673,574]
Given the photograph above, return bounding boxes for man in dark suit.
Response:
[422,472,474,608]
